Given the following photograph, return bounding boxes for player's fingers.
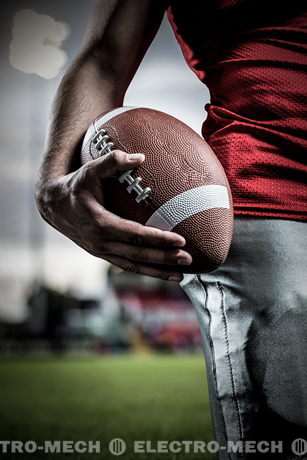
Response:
[85,150,144,180]
[100,209,186,248]
[86,197,186,248]
[105,241,192,266]
[103,255,184,282]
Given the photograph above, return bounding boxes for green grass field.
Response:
[0,354,215,459]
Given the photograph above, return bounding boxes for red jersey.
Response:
[167,1,307,220]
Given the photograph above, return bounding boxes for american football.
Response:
[81,107,233,273]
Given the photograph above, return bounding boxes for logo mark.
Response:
[291,439,307,456]
[109,438,126,456]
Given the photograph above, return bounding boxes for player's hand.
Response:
[35,150,192,281]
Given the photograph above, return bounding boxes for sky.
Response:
[0,1,210,321]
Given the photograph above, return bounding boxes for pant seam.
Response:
[216,281,245,442]
[197,275,232,460]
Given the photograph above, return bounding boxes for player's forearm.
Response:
[38,54,122,187]
[37,0,167,189]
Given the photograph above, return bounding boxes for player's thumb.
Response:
[89,150,145,179]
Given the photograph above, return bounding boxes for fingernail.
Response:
[168,274,183,282]
[177,258,191,265]
[173,241,185,247]
[127,154,145,161]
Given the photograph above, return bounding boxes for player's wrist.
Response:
[35,175,70,225]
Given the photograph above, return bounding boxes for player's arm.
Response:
[35,0,192,281]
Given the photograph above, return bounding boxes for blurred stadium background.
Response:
[0,1,214,458]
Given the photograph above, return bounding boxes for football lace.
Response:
[93,129,151,203]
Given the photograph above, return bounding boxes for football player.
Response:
[36,1,307,458]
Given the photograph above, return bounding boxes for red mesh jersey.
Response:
[167,1,307,220]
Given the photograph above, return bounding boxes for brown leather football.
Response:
[81,107,233,273]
